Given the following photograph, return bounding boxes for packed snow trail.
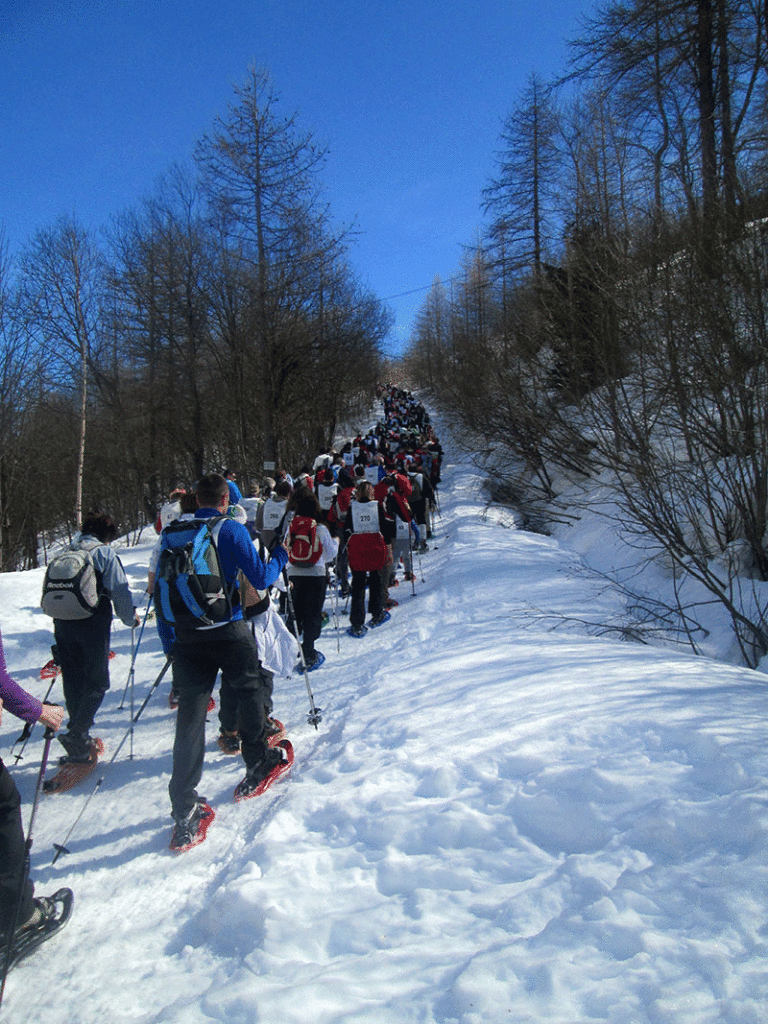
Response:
[0,452,766,1023]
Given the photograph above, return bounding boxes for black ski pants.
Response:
[0,759,33,938]
[54,597,112,754]
[288,574,327,661]
[169,620,272,821]
[218,620,275,734]
[350,569,384,630]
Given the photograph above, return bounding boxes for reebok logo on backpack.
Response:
[288,515,323,566]
[41,546,101,620]
[154,516,233,628]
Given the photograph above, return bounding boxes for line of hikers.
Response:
[0,387,442,967]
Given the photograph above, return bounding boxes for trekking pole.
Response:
[119,598,152,710]
[128,624,136,759]
[52,658,171,864]
[333,576,341,654]
[336,536,351,615]
[283,571,322,729]
[329,569,341,654]
[129,631,136,760]
[11,682,58,764]
[408,526,416,597]
[0,728,54,1010]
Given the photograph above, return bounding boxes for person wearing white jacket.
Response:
[285,489,338,670]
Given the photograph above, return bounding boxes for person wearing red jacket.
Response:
[343,483,391,637]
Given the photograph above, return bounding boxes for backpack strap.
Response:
[75,537,105,595]
[206,515,238,608]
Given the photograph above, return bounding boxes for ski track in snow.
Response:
[1,450,767,1023]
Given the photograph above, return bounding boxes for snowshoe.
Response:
[234,740,294,801]
[347,624,368,639]
[0,889,73,973]
[39,650,114,680]
[385,597,399,609]
[43,739,104,794]
[369,610,391,628]
[320,611,330,628]
[169,690,215,713]
[39,659,59,680]
[266,717,286,746]
[169,802,215,852]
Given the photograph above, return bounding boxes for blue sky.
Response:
[1,0,591,353]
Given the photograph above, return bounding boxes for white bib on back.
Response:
[350,500,379,534]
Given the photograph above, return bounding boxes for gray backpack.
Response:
[41,543,102,620]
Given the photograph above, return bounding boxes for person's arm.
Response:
[147,536,162,594]
[229,520,289,589]
[97,548,140,627]
[0,632,64,728]
[318,523,338,563]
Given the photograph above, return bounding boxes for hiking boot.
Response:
[303,650,325,671]
[58,733,96,763]
[266,716,283,740]
[369,610,391,628]
[265,717,286,746]
[217,729,241,755]
[17,896,57,935]
[347,624,367,638]
[234,744,292,801]
[170,801,213,851]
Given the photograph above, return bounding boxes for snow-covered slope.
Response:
[1,449,766,1023]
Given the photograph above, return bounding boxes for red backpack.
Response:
[288,515,323,566]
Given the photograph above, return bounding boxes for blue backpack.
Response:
[154,516,233,628]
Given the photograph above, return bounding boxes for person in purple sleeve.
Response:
[0,631,65,942]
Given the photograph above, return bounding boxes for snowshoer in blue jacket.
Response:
[167,473,290,850]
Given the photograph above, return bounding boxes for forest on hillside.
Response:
[403,1,768,668]
[0,67,390,571]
